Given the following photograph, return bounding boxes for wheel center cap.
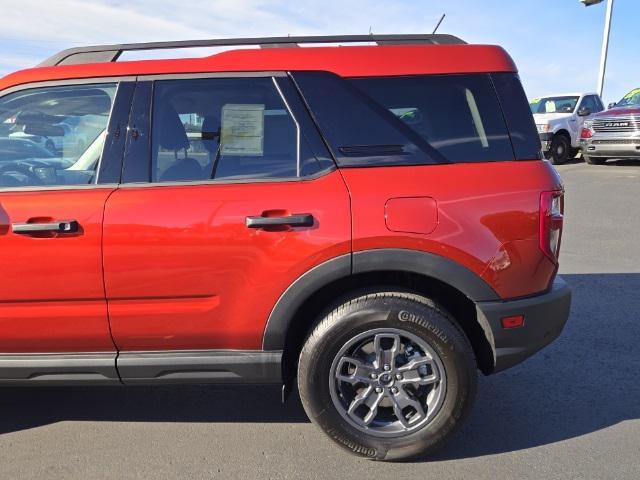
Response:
[379,373,394,387]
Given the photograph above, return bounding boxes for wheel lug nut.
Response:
[383,364,390,371]
[375,387,383,393]
[390,387,398,394]
[370,373,378,380]
[396,373,403,380]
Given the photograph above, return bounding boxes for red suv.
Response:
[0,34,571,460]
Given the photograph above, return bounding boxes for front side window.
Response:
[580,95,598,113]
[150,77,308,183]
[0,83,116,188]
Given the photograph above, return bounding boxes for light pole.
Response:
[580,0,615,98]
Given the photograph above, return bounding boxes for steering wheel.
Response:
[0,163,44,186]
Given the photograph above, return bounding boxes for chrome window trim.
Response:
[136,71,286,82]
[272,76,301,176]
[0,76,137,98]
[118,165,336,189]
[0,183,119,193]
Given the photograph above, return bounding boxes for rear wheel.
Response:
[583,154,607,165]
[549,134,571,165]
[297,291,477,461]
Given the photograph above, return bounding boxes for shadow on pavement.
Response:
[0,273,638,461]
[431,272,640,460]
[606,158,640,167]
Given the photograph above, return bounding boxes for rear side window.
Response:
[293,72,516,166]
[149,77,322,183]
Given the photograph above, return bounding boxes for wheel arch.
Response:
[262,249,500,389]
[553,128,572,141]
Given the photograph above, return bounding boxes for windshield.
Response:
[616,88,640,107]
[530,96,579,114]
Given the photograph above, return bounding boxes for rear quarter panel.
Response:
[341,160,562,299]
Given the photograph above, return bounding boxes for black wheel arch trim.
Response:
[262,248,499,351]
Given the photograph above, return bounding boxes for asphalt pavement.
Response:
[0,158,638,479]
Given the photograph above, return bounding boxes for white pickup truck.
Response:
[530,93,605,164]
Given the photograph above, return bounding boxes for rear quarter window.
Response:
[491,73,542,160]
[293,72,519,166]
[350,74,514,164]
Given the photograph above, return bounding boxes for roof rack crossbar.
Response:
[38,34,466,67]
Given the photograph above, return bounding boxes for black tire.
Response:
[549,134,571,165]
[583,154,607,165]
[297,291,477,461]
[44,140,55,153]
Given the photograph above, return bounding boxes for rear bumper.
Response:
[476,276,571,373]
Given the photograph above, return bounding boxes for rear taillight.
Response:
[540,191,564,263]
[580,127,593,139]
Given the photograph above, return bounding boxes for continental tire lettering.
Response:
[398,309,451,345]
[325,428,377,458]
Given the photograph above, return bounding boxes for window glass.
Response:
[151,77,303,182]
[349,74,514,163]
[492,73,541,160]
[530,96,579,114]
[0,84,116,187]
[292,72,444,167]
[580,95,598,113]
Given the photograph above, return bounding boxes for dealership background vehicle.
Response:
[0,137,55,162]
[580,87,640,164]
[0,34,571,461]
[8,122,71,154]
[530,92,604,164]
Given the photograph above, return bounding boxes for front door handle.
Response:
[12,220,79,234]
[246,214,314,229]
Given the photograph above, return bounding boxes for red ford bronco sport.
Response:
[0,34,571,460]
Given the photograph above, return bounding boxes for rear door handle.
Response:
[246,214,314,229]
[12,220,79,234]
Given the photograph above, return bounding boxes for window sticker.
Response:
[623,88,640,100]
[221,104,265,156]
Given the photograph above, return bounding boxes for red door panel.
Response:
[102,170,350,351]
[0,189,116,352]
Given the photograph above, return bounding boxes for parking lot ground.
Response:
[0,159,638,479]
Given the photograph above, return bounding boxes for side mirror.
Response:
[577,107,591,117]
[608,102,617,109]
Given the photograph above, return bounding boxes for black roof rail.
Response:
[38,34,467,67]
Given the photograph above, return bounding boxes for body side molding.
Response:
[117,350,282,385]
[0,352,119,386]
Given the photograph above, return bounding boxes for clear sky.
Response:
[0,0,637,104]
